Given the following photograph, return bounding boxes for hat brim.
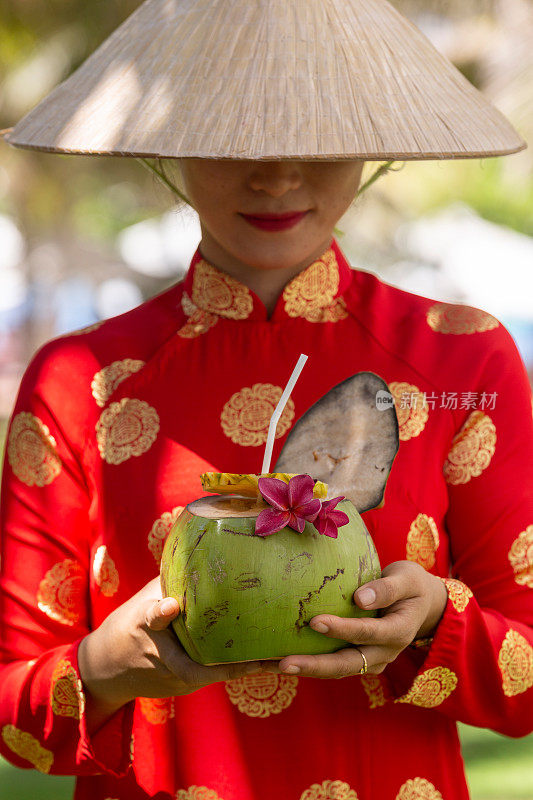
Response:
[1,0,527,160]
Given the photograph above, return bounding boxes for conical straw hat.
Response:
[1,0,526,160]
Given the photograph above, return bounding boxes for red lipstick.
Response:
[240,211,309,231]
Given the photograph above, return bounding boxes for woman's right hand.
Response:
[78,576,264,730]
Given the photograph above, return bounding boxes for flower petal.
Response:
[322,518,339,538]
[326,510,349,528]
[294,497,322,522]
[287,474,316,508]
[321,496,346,512]
[258,477,290,511]
[255,508,290,537]
[314,515,326,534]
[287,512,306,533]
[314,516,339,538]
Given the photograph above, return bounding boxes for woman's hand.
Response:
[261,561,448,678]
[78,576,264,730]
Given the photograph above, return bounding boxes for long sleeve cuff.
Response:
[383,579,533,737]
[73,638,135,777]
[0,638,135,777]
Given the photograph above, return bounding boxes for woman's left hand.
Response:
[260,560,448,678]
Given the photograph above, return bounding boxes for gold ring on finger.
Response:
[357,648,368,675]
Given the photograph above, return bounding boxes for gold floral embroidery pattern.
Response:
[426,302,499,335]
[178,291,219,338]
[299,779,358,800]
[443,411,496,485]
[96,398,160,465]
[1,725,54,773]
[389,382,429,441]
[181,290,197,317]
[138,697,175,724]
[50,658,85,719]
[8,412,62,487]
[70,321,104,335]
[220,384,295,447]
[508,525,533,589]
[148,506,184,565]
[396,666,458,708]
[360,674,389,708]
[320,296,349,323]
[395,777,443,800]
[176,787,224,800]
[442,578,473,612]
[91,359,145,407]
[93,545,119,597]
[192,260,253,320]
[179,309,219,338]
[225,673,298,718]
[406,515,439,571]
[283,249,344,322]
[37,559,85,626]
[498,629,533,697]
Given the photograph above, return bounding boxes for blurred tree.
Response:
[0,0,163,239]
[395,0,496,17]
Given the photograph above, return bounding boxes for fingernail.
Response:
[357,588,376,606]
[310,621,329,633]
[159,598,177,614]
[283,665,300,674]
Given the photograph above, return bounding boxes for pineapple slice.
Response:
[200,472,328,499]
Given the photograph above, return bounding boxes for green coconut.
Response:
[160,371,399,665]
[160,494,381,665]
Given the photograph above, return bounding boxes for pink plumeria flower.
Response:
[255,474,321,537]
[313,496,349,539]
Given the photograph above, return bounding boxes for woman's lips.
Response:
[240,211,309,231]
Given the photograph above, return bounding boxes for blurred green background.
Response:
[1,0,532,798]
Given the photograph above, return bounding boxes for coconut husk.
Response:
[274,372,399,513]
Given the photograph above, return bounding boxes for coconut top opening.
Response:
[187,495,268,519]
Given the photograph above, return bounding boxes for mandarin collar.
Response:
[180,237,353,326]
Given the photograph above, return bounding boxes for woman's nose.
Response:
[247,161,303,196]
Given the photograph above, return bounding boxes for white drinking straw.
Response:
[261,353,308,474]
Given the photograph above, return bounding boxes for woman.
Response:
[1,1,532,799]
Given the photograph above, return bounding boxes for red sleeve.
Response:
[0,340,134,776]
[386,323,533,737]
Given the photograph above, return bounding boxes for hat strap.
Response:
[137,157,194,209]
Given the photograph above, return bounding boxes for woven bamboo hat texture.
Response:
[1,0,526,160]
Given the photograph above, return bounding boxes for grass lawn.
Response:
[458,724,533,799]
[0,757,74,799]
[0,725,532,799]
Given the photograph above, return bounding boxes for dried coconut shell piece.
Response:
[274,372,399,513]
